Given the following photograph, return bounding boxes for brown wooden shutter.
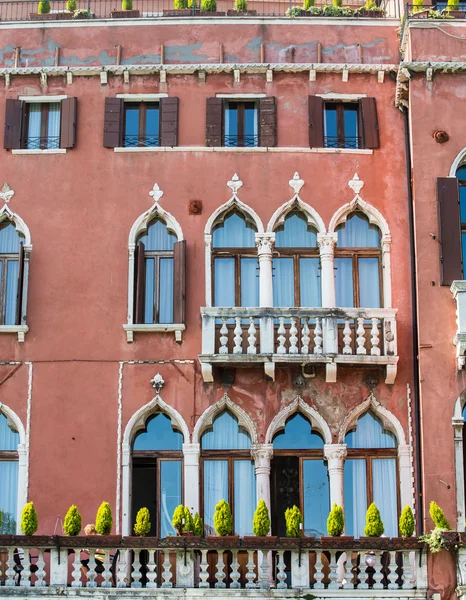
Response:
[134,241,146,324]
[15,243,24,326]
[206,98,223,147]
[173,240,186,324]
[259,97,277,148]
[360,97,380,149]
[60,97,77,149]
[437,177,462,285]
[103,98,124,148]
[308,96,324,148]
[4,99,22,150]
[159,97,179,147]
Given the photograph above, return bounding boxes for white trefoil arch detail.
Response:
[0,401,27,533]
[453,391,466,530]
[449,147,466,176]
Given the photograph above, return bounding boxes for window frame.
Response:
[212,249,259,307]
[123,101,160,148]
[323,101,360,150]
[139,242,175,325]
[22,102,60,150]
[459,173,466,278]
[334,246,383,308]
[223,100,259,148]
[272,247,321,306]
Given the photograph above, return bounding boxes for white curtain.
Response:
[359,258,380,308]
[234,461,256,536]
[337,213,380,248]
[273,258,294,307]
[335,258,354,307]
[344,458,367,538]
[159,258,174,324]
[240,258,259,307]
[202,411,251,450]
[275,212,317,248]
[0,222,21,253]
[160,460,182,537]
[204,460,228,535]
[373,458,397,537]
[47,103,61,149]
[144,257,155,324]
[300,258,321,307]
[212,212,256,249]
[141,219,177,251]
[214,258,235,307]
[5,260,18,325]
[27,104,41,148]
[0,414,19,534]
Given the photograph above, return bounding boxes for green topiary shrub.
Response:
[430,501,451,530]
[187,0,197,8]
[63,505,82,536]
[412,0,425,13]
[172,505,185,535]
[285,505,302,537]
[214,500,233,536]
[235,0,247,10]
[184,506,194,532]
[134,507,151,536]
[399,505,415,537]
[193,512,204,536]
[253,500,271,536]
[327,503,345,537]
[95,502,113,535]
[21,502,38,535]
[122,0,133,9]
[201,0,217,11]
[66,0,76,10]
[364,502,384,537]
[332,0,342,7]
[37,1,50,13]
[303,0,315,9]
[174,0,188,8]
[446,0,460,10]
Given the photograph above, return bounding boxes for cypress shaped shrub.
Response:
[327,503,345,536]
[285,505,302,537]
[122,0,133,9]
[214,500,233,536]
[95,502,113,535]
[38,1,50,13]
[364,502,384,537]
[172,505,185,535]
[174,0,188,8]
[21,502,38,535]
[63,505,82,536]
[193,512,204,536]
[184,506,194,532]
[252,500,271,536]
[201,0,217,11]
[134,508,151,536]
[429,501,451,530]
[399,505,415,537]
[66,0,76,10]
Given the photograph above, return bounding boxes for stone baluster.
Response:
[199,549,209,588]
[146,550,157,588]
[370,317,381,355]
[314,550,325,589]
[403,550,415,589]
[314,317,323,354]
[161,551,172,588]
[372,551,384,589]
[35,549,46,588]
[233,317,243,354]
[343,551,353,589]
[230,550,241,589]
[260,550,271,590]
[219,318,228,354]
[276,550,287,589]
[215,551,226,588]
[245,550,256,588]
[387,550,398,589]
[5,548,16,587]
[289,318,298,354]
[131,549,143,588]
[301,319,310,354]
[117,550,128,588]
[71,549,83,587]
[19,550,31,587]
[343,318,352,354]
[356,318,367,354]
[101,549,112,588]
[247,317,257,354]
[328,550,339,589]
[277,317,286,354]
[358,553,369,589]
[86,550,98,588]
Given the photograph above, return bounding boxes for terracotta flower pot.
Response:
[242,535,278,547]
[110,9,140,17]
[206,535,240,547]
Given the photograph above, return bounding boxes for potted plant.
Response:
[321,503,354,544]
[399,505,415,538]
[281,505,303,547]
[227,0,257,16]
[30,1,57,20]
[243,500,276,547]
[193,512,204,537]
[21,502,38,536]
[72,9,95,18]
[206,500,239,547]
[445,0,466,17]
[172,505,195,536]
[357,0,384,17]
[63,505,82,536]
[419,501,452,553]
[55,0,75,18]
[111,0,140,19]
[93,501,120,545]
[199,0,226,15]
[134,507,151,536]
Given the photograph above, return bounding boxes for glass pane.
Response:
[234,460,255,535]
[145,105,159,147]
[0,461,18,533]
[160,460,182,537]
[324,103,337,144]
[460,185,466,223]
[358,257,380,308]
[241,258,259,307]
[47,103,60,149]
[300,258,321,307]
[275,212,317,248]
[244,102,258,147]
[125,106,139,146]
[457,165,466,182]
[139,219,177,251]
[144,258,155,324]
[27,104,41,141]
[0,222,21,253]
[343,104,358,148]
[214,258,235,307]
[159,257,174,324]
[133,413,183,451]
[5,260,18,326]
[373,458,397,537]
[462,233,466,276]
[303,460,329,538]
[334,257,354,307]
[212,212,256,248]
[344,458,367,538]
[204,460,228,535]
[201,411,251,450]
[345,411,397,448]
[337,213,381,248]
[273,413,324,449]
[273,258,294,307]
[0,413,19,451]
[224,102,238,147]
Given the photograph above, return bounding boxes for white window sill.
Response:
[123,323,186,343]
[0,325,29,342]
[114,146,373,155]
[12,149,67,155]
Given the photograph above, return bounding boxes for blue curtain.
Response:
[359,258,380,308]
[202,411,251,450]
[133,413,183,451]
[273,258,294,307]
[212,212,256,248]
[5,261,18,325]
[273,413,323,449]
[275,212,317,248]
[144,257,155,324]
[337,213,380,248]
[159,258,174,323]
[241,258,259,307]
[0,414,19,534]
[139,219,177,251]
[335,257,354,307]
[214,258,235,307]
[300,258,321,307]
[345,412,396,449]
[0,222,21,253]
[344,459,367,537]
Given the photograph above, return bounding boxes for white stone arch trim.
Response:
[266,196,326,236]
[0,204,32,250]
[264,396,332,445]
[192,393,259,446]
[453,391,466,531]
[0,401,27,534]
[337,393,406,445]
[121,394,190,535]
[449,147,466,176]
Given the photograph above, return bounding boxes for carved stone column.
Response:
[324,444,347,511]
[453,417,465,531]
[317,233,338,308]
[382,234,392,309]
[397,444,413,514]
[183,443,200,514]
[256,233,275,308]
[251,444,274,517]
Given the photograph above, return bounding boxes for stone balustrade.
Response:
[200,307,398,384]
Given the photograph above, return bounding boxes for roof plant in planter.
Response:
[134,507,151,536]
[430,501,451,530]
[364,502,384,537]
[63,505,82,536]
[327,503,345,536]
[243,499,276,546]
[399,505,415,538]
[193,512,204,537]
[95,502,113,535]
[38,1,50,13]
[214,500,233,535]
[200,0,218,13]
[66,0,76,10]
[172,505,195,536]
[419,501,451,553]
[285,505,302,539]
[21,502,38,536]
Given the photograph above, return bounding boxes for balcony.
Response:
[200,307,398,384]
[0,535,426,599]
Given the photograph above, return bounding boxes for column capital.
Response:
[397,443,411,459]
[182,442,200,455]
[323,443,347,463]
[255,232,275,255]
[317,232,338,255]
[251,443,274,466]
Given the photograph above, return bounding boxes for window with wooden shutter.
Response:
[160,97,179,147]
[359,97,379,149]
[259,97,277,147]
[308,96,324,148]
[173,240,186,324]
[4,99,23,150]
[103,97,124,148]
[437,177,462,285]
[134,240,146,324]
[60,97,77,149]
[206,97,224,147]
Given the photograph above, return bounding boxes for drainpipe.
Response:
[402,103,424,535]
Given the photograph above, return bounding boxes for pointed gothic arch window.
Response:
[0,220,25,326]
[0,412,19,533]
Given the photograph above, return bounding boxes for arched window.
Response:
[344,411,398,538]
[135,218,183,325]
[212,211,258,308]
[458,166,466,275]
[272,413,329,537]
[132,413,183,537]
[0,220,25,326]
[335,212,381,308]
[201,411,256,536]
[273,212,321,307]
[0,412,19,533]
